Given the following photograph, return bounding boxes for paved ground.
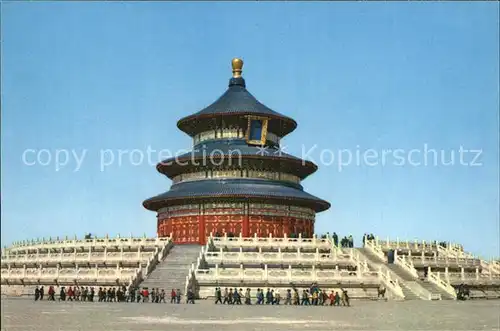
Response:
[1,298,499,331]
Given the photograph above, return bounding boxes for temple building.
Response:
[143,58,330,244]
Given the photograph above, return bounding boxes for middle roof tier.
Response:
[156,140,318,180]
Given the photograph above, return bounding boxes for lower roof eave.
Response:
[143,194,331,213]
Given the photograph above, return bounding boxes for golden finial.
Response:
[232,58,243,78]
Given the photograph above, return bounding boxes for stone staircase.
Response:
[385,262,454,300]
[418,279,456,300]
[356,247,432,300]
[399,283,420,300]
[139,244,202,291]
[386,264,417,281]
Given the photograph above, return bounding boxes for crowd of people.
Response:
[33,284,356,306]
[33,285,196,304]
[213,284,351,306]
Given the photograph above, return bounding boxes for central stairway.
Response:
[356,247,433,300]
[139,245,201,291]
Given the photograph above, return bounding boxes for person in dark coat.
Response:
[34,286,40,301]
[39,286,45,300]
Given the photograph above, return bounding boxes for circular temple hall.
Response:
[143,59,330,244]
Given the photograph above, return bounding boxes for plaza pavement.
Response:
[1,298,499,331]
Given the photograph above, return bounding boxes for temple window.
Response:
[194,127,279,145]
[245,116,268,146]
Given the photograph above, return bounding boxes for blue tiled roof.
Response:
[156,140,317,178]
[177,77,297,136]
[143,178,330,212]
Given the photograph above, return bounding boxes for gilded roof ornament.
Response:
[232,58,243,78]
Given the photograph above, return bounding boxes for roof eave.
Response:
[143,195,330,213]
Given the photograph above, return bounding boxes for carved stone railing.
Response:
[131,238,173,289]
[394,254,419,279]
[203,249,354,266]
[348,248,370,272]
[185,246,204,297]
[195,264,379,284]
[427,268,457,299]
[5,235,173,254]
[489,260,500,274]
[1,251,155,266]
[377,237,440,252]
[443,269,500,286]
[209,233,332,250]
[364,239,386,262]
[377,267,405,300]
[1,237,173,290]
[436,245,474,259]
[1,265,138,284]
[407,254,481,268]
[480,260,500,275]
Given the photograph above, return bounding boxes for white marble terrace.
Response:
[1,234,173,294]
[185,233,406,300]
[364,236,500,300]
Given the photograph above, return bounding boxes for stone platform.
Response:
[1,298,499,331]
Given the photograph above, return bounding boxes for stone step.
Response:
[400,285,419,300]
[417,280,455,300]
[138,245,202,290]
[385,264,416,281]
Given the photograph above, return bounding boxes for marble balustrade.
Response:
[1,266,137,284]
[195,265,379,285]
[404,254,481,268]
[204,250,354,266]
[1,251,154,266]
[210,234,334,251]
[5,236,172,254]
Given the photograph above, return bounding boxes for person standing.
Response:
[285,289,292,305]
[34,286,40,301]
[176,289,181,304]
[39,286,44,301]
[170,289,176,303]
[214,287,222,304]
[48,286,55,301]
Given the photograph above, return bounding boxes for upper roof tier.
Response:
[177,59,297,137]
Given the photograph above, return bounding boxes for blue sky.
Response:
[1,2,499,258]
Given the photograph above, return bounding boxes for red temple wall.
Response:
[157,212,314,245]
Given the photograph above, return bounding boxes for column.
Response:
[242,202,249,237]
[198,213,206,245]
